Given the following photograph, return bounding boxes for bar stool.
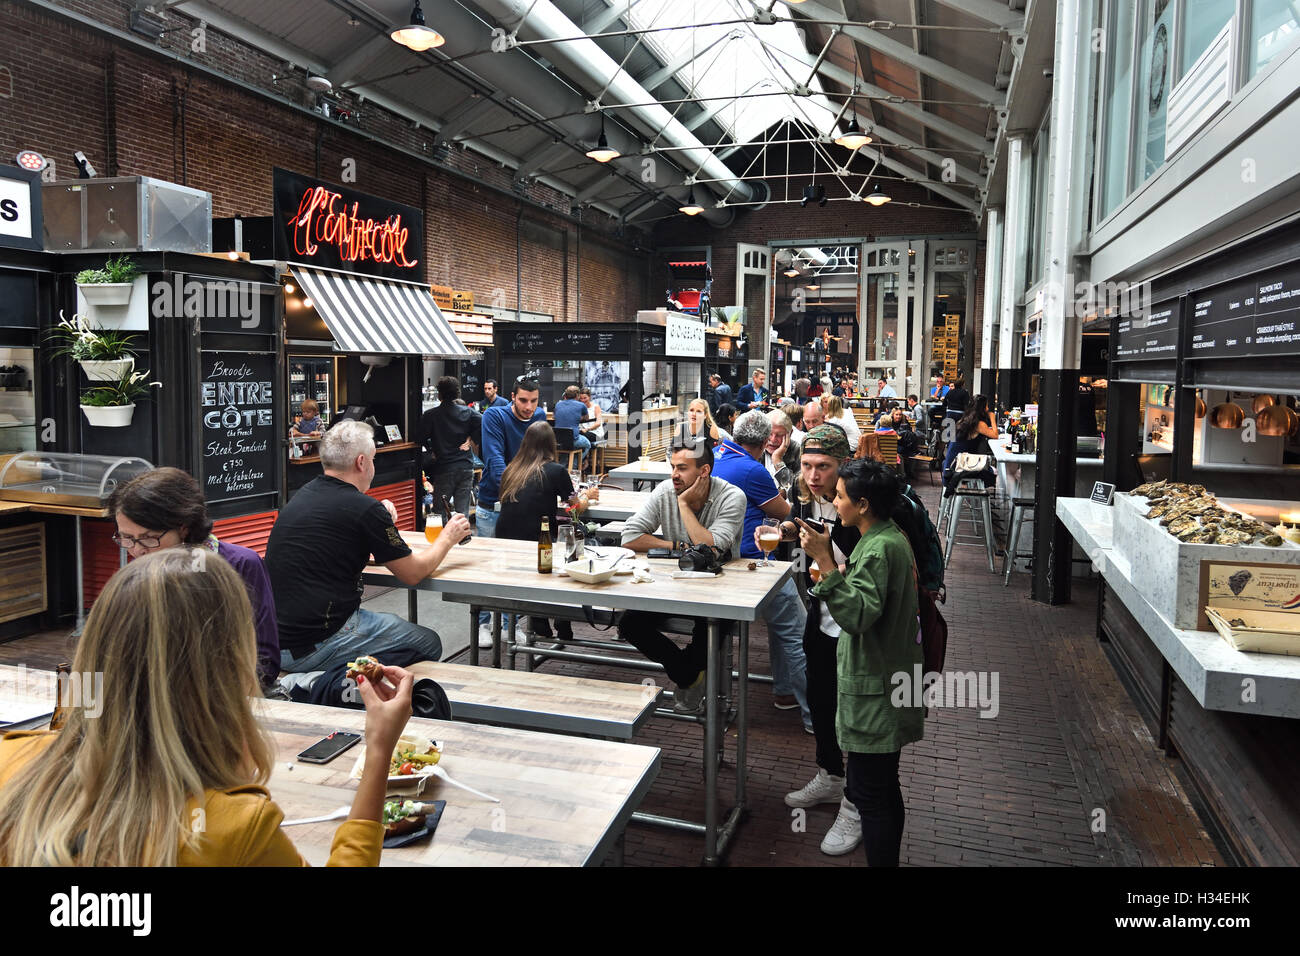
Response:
[1002,496,1037,586]
[943,477,997,572]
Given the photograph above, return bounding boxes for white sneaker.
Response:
[820,798,862,856]
[477,624,494,649]
[784,769,845,808]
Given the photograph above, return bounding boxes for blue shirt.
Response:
[478,404,546,507]
[709,439,780,559]
[553,398,587,440]
[479,394,509,413]
[710,382,733,411]
[737,383,768,408]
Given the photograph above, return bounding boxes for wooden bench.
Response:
[907,454,937,484]
[407,660,661,740]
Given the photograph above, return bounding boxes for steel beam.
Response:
[930,0,1025,30]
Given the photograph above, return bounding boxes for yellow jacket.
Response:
[0,731,383,866]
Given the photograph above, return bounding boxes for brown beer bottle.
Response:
[538,517,553,574]
[48,662,72,731]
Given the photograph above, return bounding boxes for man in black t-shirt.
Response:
[266,420,471,675]
[415,376,482,517]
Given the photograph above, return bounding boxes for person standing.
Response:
[708,373,733,413]
[415,376,482,519]
[553,385,592,467]
[798,458,923,867]
[478,379,509,412]
[736,368,769,409]
[475,377,546,647]
[941,374,970,433]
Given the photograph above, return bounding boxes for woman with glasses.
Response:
[109,467,280,691]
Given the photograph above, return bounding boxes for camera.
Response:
[678,544,727,574]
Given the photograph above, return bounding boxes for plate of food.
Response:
[349,733,443,785]
[581,544,635,574]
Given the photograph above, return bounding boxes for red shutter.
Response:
[366,481,417,531]
[82,520,122,607]
[212,511,279,557]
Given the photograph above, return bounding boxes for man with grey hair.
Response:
[267,419,471,676]
[712,410,811,726]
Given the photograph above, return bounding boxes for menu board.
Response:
[1189,263,1300,358]
[1115,303,1179,360]
[640,331,665,356]
[200,351,277,503]
[507,329,627,354]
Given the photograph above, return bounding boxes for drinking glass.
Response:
[424,513,443,545]
[758,518,782,568]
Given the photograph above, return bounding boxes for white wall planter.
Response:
[81,403,136,428]
[79,357,135,381]
[76,283,134,307]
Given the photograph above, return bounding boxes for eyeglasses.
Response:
[112,531,168,550]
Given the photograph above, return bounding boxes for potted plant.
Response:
[80,369,160,428]
[47,311,138,381]
[75,256,140,307]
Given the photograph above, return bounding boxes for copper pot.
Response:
[1256,404,1297,437]
[1252,394,1275,414]
[1195,395,1206,419]
[1209,403,1244,429]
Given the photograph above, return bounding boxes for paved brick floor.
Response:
[0,481,1224,867]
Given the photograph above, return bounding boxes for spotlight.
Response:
[284,282,295,294]
[800,183,826,207]
[679,188,704,216]
[74,150,97,179]
[391,1,445,51]
[302,297,314,309]
[15,150,47,172]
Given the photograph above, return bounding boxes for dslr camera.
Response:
[678,544,727,574]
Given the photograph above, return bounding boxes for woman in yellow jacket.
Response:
[0,546,413,866]
[798,458,923,867]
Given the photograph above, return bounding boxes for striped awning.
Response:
[291,266,474,359]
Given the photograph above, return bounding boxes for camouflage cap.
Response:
[800,423,852,461]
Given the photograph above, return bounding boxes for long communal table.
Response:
[364,532,793,865]
[581,488,651,523]
[0,665,660,866]
[606,459,672,491]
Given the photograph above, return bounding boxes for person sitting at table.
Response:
[553,385,592,469]
[667,397,722,460]
[941,394,998,488]
[577,386,605,444]
[266,420,469,677]
[821,394,862,450]
[714,411,809,727]
[905,394,922,423]
[736,368,769,409]
[109,467,281,692]
[876,376,897,399]
[712,402,737,442]
[0,547,413,865]
[783,401,807,444]
[807,377,824,400]
[619,437,746,714]
[764,408,800,488]
[929,373,951,401]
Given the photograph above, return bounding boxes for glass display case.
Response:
[288,356,334,425]
[0,348,36,456]
[0,452,153,508]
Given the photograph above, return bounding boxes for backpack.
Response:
[894,483,945,596]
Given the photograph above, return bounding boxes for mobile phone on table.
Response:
[296,731,362,764]
[647,548,682,559]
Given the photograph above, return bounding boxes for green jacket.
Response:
[811,519,923,754]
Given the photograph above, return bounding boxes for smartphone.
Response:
[801,518,827,534]
[647,548,682,559]
[296,731,362,764]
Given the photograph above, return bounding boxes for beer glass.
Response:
[424,513,443,544]
[758,518,782,568]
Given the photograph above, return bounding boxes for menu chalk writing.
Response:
[200,351,277,502]
[1115,303,1179,360]
[507,329,628,354]
[1189,262,1300,359]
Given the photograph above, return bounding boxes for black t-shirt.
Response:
[943,387,970,414]
[266,475,412,652]
[415,402,482,471]
[496,462,574,542]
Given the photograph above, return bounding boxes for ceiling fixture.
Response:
[585,121,620,163]
[783,267,800,278]
[679,188,704,216]
[835,118,871,150]
[805,280,820,291]
[801,183,826,207]
[306,75,332,93]
[15,150,47,172]
[391,1,445,52]
[284,281,295,294]
[865,183,891,206]
[302,297,314,309]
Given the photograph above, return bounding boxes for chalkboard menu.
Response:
[640,331,665,356]
[1189,263,1300,359]
[1115,303,1179,360]
[506,328,629,354]
[200,351,277,503]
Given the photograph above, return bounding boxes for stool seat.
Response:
[1002,497,1038,586]
[941,478,997,573]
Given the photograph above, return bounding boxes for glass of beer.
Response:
[758,518,782,568]
[424,513,443,544]
[808,562,823,583]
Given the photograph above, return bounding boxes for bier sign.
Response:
[200,351,277,502]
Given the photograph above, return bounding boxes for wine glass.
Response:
[555,524,575,571]
[758,518,782,569]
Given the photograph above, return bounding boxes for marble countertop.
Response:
[991,438,1106,467]
[1057,497,1300,719]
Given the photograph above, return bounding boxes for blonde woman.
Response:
[821,394,862,449]
[0,548,413,866]
[666,397,724,460]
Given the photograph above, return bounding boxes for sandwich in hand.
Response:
[345,655,385,684]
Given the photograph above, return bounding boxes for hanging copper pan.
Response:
[1256,404,1297,437]
[1252,394,1275,414]
[1209,403,1244,429]
[1195,395,1206,419]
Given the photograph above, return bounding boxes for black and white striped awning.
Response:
[290,266,475,359]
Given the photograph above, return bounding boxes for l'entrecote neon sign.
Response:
[291,186,418,270]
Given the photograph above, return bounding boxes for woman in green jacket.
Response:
[798,458,922,866]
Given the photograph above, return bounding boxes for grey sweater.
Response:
[620,476,747,558]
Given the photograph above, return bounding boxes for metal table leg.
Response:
[702,619,720,865]
[469,605,480,667]
[74,516,85,629]
[408,588,419,625]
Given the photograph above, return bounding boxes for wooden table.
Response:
[607,459,672,491]
[407,660,660,739]
[0,666,661,866]
[365,532,793,864]
[582,488,651,523]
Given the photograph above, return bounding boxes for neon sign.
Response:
[291,186,418,270]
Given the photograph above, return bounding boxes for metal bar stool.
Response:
[1002,496,1037,586]
[943,477,997,572]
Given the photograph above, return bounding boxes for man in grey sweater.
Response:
[620,438,747,713]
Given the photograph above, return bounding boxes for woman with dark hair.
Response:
[796,458,923,867]
[713,403,738,441]
[941,393,998,485]
[941,373,971,430]
[109,467,280,690]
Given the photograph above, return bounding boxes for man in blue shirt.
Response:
[475,376,545,646]
[553,385,591,466]
[736,368,768,409]
[477,379,510,412]
[708,373,733,413]
[929,373,951,400]
[711,409,809,727]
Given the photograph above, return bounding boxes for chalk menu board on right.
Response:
[1189,262,1300,359]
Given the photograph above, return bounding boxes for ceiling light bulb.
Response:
[784,268,800,277]
[302,297,314,309]
[391,1,445,51]
[865,183,891,206]
[284,282,295,294]
[226,250,240,260]
[585,125,620,163]
[834,118,871,150]
[679,189,704,216]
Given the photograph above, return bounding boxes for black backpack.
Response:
[893,483,946,597]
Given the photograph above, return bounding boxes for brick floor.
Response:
[0,480,1224,867]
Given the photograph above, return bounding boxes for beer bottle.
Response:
[48,662,73,731]
[538,517,553,574]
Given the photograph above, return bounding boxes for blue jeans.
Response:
[279,607,442,674]
[764,577,810,727]
[474,505,515,632]
[573,433,592,461]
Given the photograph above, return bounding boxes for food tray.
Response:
[1205,607,1300,657]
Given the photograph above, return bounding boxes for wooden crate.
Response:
[0,522,46,625]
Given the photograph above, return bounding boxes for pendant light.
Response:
[679,188,704,216]
[586,121,620,163]
[784,267,800,277]
[834,117,871,150]
[391,1,445,52]
[865,182,891,206]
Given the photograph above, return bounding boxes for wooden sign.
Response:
[430,284,453,310]
[1197,559,1300,631]
[451,290,474,312]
